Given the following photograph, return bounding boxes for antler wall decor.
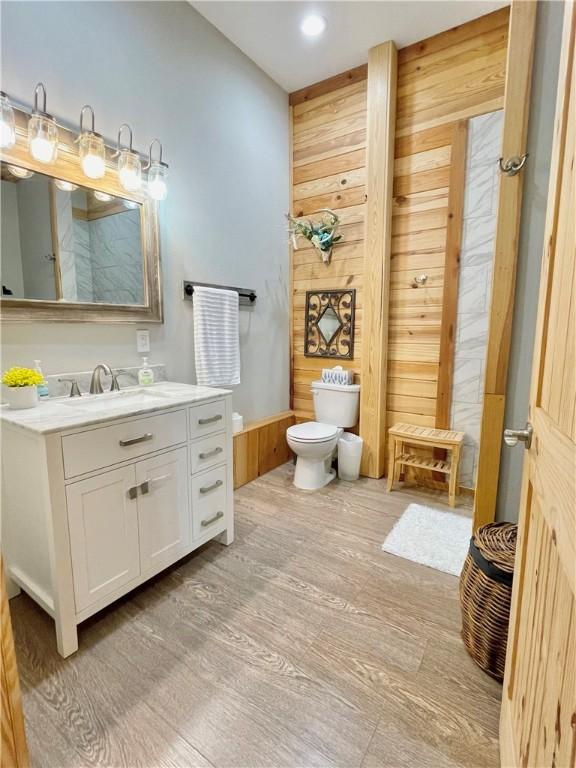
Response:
[286,209,342,264]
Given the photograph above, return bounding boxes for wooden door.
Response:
[136,447,190,576]
[66,465,140,612]
[500,4,576,766]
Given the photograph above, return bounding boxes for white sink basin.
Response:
[61,388,173,410]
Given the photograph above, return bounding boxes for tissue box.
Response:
[321,366,353,385]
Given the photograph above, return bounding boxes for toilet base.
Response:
[293,456,336,491]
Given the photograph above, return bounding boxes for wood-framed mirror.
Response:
[0,107,162,323]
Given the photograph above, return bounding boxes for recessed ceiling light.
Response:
[301,14,326,38]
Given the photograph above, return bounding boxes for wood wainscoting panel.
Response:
[233,411,295,489]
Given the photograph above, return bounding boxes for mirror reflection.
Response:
[317,305,341,344]
[1,163,145,305]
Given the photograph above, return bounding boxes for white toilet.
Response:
[286,381,360,490]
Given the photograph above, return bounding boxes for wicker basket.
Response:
[459,522,517,681]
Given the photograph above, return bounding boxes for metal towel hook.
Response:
[498,154,528,176]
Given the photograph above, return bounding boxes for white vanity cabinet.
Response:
[1,385,233,657]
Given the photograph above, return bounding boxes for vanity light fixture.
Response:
[77,105,106,179]
[113,123,142,192]
[54,179,78,192]
[144,138,168,201]
[7,164,34,179]
[0,92,16,149]
[93,190,113,202]
[300,14,326,37]
[28,83,59,164]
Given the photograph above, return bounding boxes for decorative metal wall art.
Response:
[304,289,355,359]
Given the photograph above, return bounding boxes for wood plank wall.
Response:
[290,67,369,420]
[390,7,509,436]
[289,8,510,463]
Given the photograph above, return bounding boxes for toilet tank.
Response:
[311,381,360,428]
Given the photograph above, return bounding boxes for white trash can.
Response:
[338,433,363,481]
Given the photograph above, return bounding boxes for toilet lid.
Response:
[287,422,339,442]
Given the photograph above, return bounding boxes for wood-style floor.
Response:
[10,464,502,768]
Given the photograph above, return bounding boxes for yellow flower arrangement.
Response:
[2,367,44,388]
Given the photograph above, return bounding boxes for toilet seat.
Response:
[287,421,339,443]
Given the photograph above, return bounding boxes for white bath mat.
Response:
[382,503,472,576]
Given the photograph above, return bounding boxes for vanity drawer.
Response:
[190,431,227,475]
[189,400,227,439]
[62,410,187,478]
[191,465,227,540]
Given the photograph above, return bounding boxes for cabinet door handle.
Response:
[139,480,150,495]
[119,432,153,447]
[199,479,223,494]
[198,415,222,425]
[201,511,224,527]
[128,486,138,500]
[199,447,223,460]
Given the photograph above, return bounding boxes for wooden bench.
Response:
[387,423,465,507]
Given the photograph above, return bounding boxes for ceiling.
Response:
[191,1,508,93]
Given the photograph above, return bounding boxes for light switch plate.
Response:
[136,329,150,353]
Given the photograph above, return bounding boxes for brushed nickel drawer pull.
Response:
[199,479,223,494]
[198,415,222,425]
[119,432,153,447]
[128,486,138,500]
[139,480,150,495]
[201,511,224,527]
[199,447,223,460]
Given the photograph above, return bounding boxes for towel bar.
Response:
[183,281,257,305]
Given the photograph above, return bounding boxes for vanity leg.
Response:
[217,525,235,546]
[55,614,78,658]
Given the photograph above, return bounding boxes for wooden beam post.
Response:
[474,0,537,529]
[436,120,468,429]
[359,41,397,478]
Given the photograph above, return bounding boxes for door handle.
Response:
[201,511,224,527]
[199,447,223,460]
[119,433,153,447]
[199,479,223,494]
[503,423,533,449]
[198,415,222,425]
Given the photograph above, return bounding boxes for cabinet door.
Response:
[66,465,140,612]
[136,447,190,576]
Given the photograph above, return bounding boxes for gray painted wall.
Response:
[496,0,564,521]
[0,1,290,422]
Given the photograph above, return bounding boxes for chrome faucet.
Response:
[89,363,113,394]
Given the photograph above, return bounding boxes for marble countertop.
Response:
[0,381,232,436]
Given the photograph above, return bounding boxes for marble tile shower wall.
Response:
[57,195,144,305]
[89,210,144,305]
[451,111,504,487]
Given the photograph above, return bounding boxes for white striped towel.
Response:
[193,286,240,387]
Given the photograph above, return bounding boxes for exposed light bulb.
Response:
[7,165,34,179]
[30,135,57,163]
[300,14,326,37]
[54,179,78,192]
[119,166,141,192]
[0,92,16,149]
[27,84,58,164]
[144,140,168,201]
[81,153,105,179]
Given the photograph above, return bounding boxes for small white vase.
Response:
[5,385,38,410]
